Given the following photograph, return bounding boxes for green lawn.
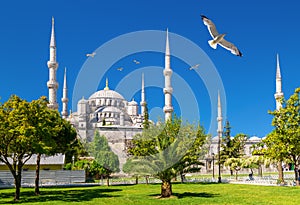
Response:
[0,183,299,204]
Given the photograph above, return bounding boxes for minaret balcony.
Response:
[274,93,284,100]
[61,110,68,116]
[47,103,58,110]
[163,87,173,94]
[163,69,173,76]
[163,106,173,113]
[47,61,58,69]
[61,97,69,103]
[47,80,58,89]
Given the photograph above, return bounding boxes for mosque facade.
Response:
[46,17,283,174]
[46,18,173,170]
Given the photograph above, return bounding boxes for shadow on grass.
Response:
[0,187,121,204]
[173,192,219,199]
[149,192,219,199]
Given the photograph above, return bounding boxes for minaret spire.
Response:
[50,17,56,48]
[61,67,68,119]
[47,17,59,110]
[276,54,281,79]
[140,73,146,116]
[274,54,284,110]
[163,28,173,121]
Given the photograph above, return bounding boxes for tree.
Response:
[0,95,37,201]
[242,155,271,177]
[175,124,208,182]
[219,129,248,175]
[64,138,89,165]
[265,87,300,184]
[124,117,208,198]
[142,102,150,129]
[224,158,244,180]
[256,131,286,183]
[25,96,77,195]
[123,158,151,184]
[0,95,77,200]
[89,130,120,185]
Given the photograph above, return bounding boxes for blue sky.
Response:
[0,0,299,137]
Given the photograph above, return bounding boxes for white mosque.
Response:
[46,17,284,173]
[46,18,174,169]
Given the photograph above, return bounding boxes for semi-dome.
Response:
[78,96,88,104]
[128,99,138,106]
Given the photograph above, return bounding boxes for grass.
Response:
[0,183,299,204]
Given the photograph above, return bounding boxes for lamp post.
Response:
[212,153,215,179]
[72,155,75,169]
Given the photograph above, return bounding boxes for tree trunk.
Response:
[35,153,41,195]
[235,171,238,180]
[14,170,22,201]
[230,169,233,176]
[257,165,263,177]
[294,166,299,186]
[14,163,23,201]
[180,172,185,183]
[101,175,104,185]
[161,180,172,198]
[106,177,109,186]
[278,161,284,183]
[145,176,149,185]
[135,176,138,184]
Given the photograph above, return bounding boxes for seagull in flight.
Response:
[133,59,140,64]
[189,64,200,70]
[86,52,96,58]
[201,15,242,57]
[117,67,123,71]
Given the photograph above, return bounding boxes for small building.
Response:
[0,154,65,171]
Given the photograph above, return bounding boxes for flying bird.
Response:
[189,64,200,70]
[117,67,123,71]
[133,59,140,64]
[201,15,242,57]
[86,52,96,58]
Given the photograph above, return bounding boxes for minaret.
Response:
[217,91,223,138]
[140,73,146,116]
[274,54,284,110]
[47,17,59,110]
[61,67,68,119]
[163,29,174,121]
[217,90,223,183]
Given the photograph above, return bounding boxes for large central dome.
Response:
[88,78,125,101]
[89,89,125,101]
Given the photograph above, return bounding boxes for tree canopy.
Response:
[219,131,248,175]
[263,87,300,183]
[124,117,209,198]
[0,95,77,200]
[89,131,120,175]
